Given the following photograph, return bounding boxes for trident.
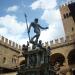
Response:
[24,13,30,41]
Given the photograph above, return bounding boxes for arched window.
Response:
[72,27,74,31]
[3,57,6,63]
[50,53,65,66]
[66,13,69,18]
[64,14,66,19]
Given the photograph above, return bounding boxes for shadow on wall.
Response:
[67,49,75,65]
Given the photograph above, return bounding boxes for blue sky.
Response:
[0,0,71,45]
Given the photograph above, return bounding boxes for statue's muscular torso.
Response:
[31,22,40,34]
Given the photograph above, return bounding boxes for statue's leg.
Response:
[35,33,40,44]
[30,35,37,43]
[30,33,40,44]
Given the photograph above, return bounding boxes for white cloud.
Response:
[41,9,61,24]
[18,38,29,45]
[30,0,57,10]
[0,28,8,35]
[7,5,19,12]
[40,8,65,43]
[39,22,65,43]
[0,15,27,35]
[39,24,56,42]
[0,15,29,45]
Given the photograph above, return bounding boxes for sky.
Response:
[0,0,72,45]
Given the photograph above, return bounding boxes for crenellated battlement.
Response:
[50,37,65,45]
[0,34,74,51]
[0,35,22,52]
[44,34,75,48]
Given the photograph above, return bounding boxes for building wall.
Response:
[60,2,75,36]
[0,35,21,69]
